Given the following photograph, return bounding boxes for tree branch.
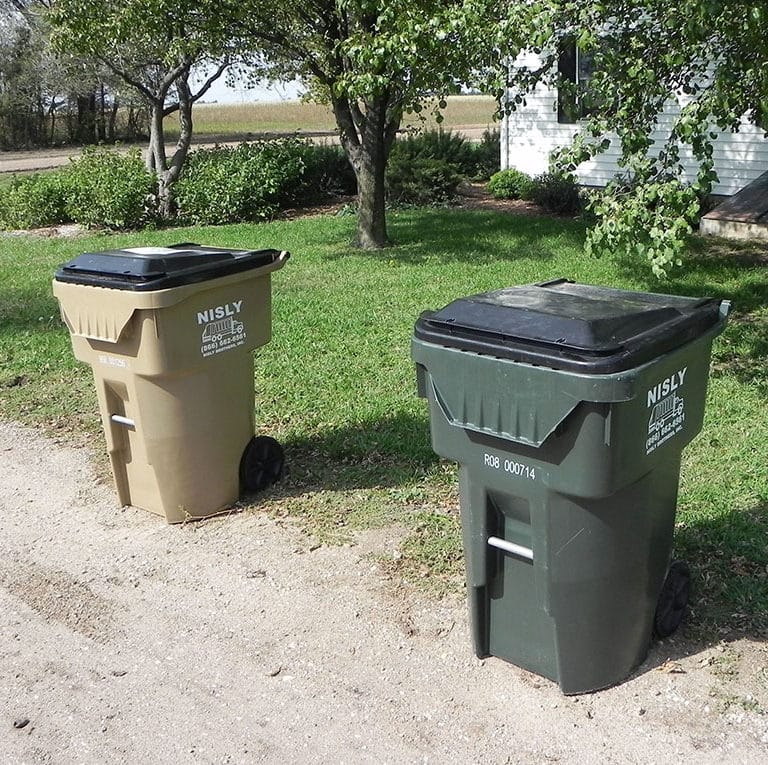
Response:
[189,57,230,104]
[99,55,192,105]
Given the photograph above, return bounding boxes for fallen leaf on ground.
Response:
[657,660,686,674]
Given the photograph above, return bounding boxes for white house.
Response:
[500,52,768,197]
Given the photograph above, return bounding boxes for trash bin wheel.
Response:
[240,436,285,493]
[654,560,691,639]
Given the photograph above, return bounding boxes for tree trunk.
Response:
[107,100,118,143]
[126,103,145,141]
[333,92,400,249]
[354,145,388,248]
[159,77,195,221]
[146,75,195,221]
[75,93,97,144]
[96,83,107,142]
[146,100,174,218]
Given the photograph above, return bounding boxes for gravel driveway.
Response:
[1,420,767,764]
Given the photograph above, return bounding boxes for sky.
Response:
[199,71,304,104]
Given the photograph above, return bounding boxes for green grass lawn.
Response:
[1,209,766,639]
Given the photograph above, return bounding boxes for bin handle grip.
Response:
[111,414,135,428]
[488,536,534,561]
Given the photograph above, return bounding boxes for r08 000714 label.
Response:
[484,453,536,480]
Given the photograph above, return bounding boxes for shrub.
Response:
[297,144,357,201]
[488,168,535,200]
[470,128,501,180]
[391,129,476,176]
[387,129,473,204]
[391,128,500,181]
[65,146,156,229]
[386,154,462,205]
[386,128,501,202]
[175,139,309,225]
[0,172,72,230]
[529,172,583,215]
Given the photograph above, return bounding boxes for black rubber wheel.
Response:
[239,436,285,493]
[654,560,691,639]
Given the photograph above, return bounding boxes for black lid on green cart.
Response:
[414,279,728,373]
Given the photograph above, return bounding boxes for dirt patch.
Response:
[1,420,767,764]
[274,184,549,223]
[0,223,85,239]
[277,195,356,221]
[456,182,546,216]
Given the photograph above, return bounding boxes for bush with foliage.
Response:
[386,128,501,204]
[488,168,535,200]
[528,172,583,215]
[298,144,357,201]
[470,129,501,180]
[0,132,495,231]
[65,146,157,229]
[387,129,486,204]
[175,139,315,225]
[390,128,500,181]
[0,172,72,230]
[392,129,476,175]
[386,154,462,206]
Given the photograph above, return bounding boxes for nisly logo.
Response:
[197,300,243,324]
[647,367,687,408]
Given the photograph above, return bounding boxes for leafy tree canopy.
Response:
[503,1,768,276]
[226,0,527,248]
[49,0,248,216]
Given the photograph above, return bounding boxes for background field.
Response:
[0,95,498,176]
[164,95,499,140]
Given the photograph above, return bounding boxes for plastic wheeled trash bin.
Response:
[412,279,730,694]
[53,243,289,524]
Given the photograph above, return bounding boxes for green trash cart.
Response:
[412,279,729,694]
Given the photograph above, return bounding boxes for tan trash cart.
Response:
[53,243,289,523]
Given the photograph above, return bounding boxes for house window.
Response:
[558,38,597,124]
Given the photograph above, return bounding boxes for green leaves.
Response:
[329,1,486,108]
[585,176,700,278]
[65,146,157,229]
[539,0,768,276]
[49,0,234,63]
[175,139,315,225]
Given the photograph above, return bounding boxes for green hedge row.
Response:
[1,147,158,231]
[0,130,501,231]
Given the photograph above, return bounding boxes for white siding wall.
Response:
[502,60,768,196]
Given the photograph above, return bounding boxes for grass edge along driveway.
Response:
[1,208,766,642]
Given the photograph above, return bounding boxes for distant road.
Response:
[0,126,490,175]
[1,146,81,174]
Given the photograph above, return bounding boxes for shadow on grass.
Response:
[610,242,768,394]
[325,208,588,264]
[638,500,768,672]
[262,411,439,496]
[611,238,768,310]
[0,284,62,334]
[674,500,768,641]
